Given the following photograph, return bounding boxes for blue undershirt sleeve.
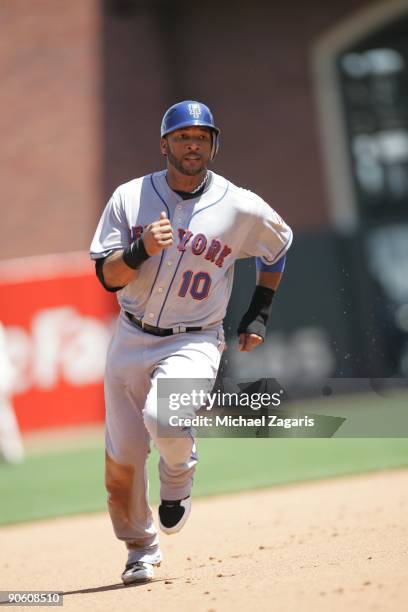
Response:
[255,254,286,273]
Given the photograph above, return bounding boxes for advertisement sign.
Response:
[0,252,117,431]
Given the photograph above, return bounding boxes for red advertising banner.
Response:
[0,252,118,431]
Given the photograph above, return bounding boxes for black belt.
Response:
[125,312,202,336]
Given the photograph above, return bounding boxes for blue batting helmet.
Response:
[160,100,220,160]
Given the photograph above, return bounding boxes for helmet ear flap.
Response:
[211,131,220,161]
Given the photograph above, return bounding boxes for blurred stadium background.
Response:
[1,0,408,523]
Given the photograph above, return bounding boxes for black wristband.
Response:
[237,285,276,341]
[122,238,150,270]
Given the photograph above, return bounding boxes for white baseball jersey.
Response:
[90,171,292,329]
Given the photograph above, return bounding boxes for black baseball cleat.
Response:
[158,496,191,534]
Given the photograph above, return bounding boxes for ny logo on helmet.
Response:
[188,103,201,119]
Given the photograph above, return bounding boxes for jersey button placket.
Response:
[146,243,175,326]
[147,206,180,327]
[177,205,182,225]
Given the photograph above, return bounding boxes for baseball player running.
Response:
[90,100,292,584]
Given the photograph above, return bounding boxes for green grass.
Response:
[1,437,408,526]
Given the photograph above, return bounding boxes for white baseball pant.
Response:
[104,311,224,565]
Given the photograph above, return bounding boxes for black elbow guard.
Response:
[237,286,276,341]
[95,258,124,293]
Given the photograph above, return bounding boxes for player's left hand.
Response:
[238,333,263,352]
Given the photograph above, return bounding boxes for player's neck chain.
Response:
[189,171,209,194]
[167,171,209,199]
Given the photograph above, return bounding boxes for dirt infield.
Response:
[1,469,407,612]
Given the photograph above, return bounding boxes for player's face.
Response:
[161,127,212,176]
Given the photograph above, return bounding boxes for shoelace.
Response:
[126,561,148,570]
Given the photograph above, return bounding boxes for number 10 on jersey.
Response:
[178,271,211,300]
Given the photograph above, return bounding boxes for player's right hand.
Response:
[143,212,173,256]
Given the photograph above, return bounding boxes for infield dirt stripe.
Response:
[1,469,407,612]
